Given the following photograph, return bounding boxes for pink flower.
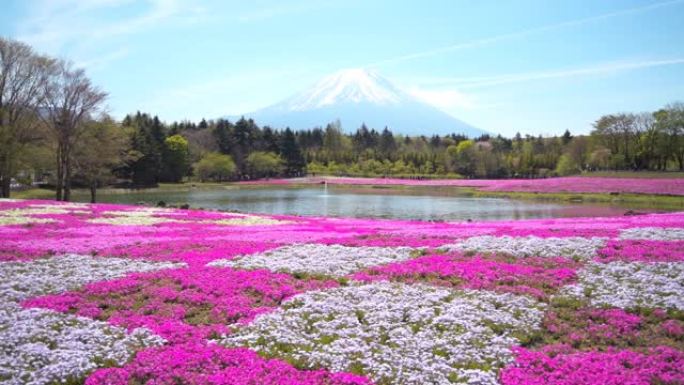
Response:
[596,239,684,262]
[500,346,684,385]
[352,253,579,300]
[85,344,373,385]
[25,267,338,344]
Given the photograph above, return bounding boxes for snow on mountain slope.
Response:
[282,69,404,110]
[229,68,487,137]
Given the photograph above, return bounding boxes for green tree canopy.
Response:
[246,151,283,178]
[193,152,236,182]
[162,134,189,183]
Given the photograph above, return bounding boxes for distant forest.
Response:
[1,37,684,202]
[115,104,684,184]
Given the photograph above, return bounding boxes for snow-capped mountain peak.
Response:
[229,68,486,137]
[282,68,405,111]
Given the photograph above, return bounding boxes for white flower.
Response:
[201,215,292,226]
[444,236,606,260]
[86,207,185,225]
[559,261,684,310]
[0,254,184,304]
[1,207,71,216]
[100,208,171,216]
[0,305,163,385]
[0,216,55,226]
[0,203,95,226]
[220,282,545,385]
[208,244,417,277]
[619,227,684,241]
[0,254,179,385]
[88,216,177,226]
[31,202,89,209]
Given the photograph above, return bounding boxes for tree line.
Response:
[1,37,683,202]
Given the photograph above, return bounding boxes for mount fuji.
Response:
[229,69,486,137]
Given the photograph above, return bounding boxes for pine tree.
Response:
[280,128,306,176]
[213,119,233,154]
[562,129,573,145]
[379,127,396,157]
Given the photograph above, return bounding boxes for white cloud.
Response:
[74,47,131,72]
[407,87,477,110]
[415,58,684,89]
[370,0,684,67]
[236,0,337,23]
[15,0,204,69]
[137,68,312,121]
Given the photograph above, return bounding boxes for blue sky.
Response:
[1,0,683,136]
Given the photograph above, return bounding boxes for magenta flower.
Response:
[352,253,579,300]
[85,344,373,385]
[596,239,684,262]
[500,346,684,385]
[24,267,338,344]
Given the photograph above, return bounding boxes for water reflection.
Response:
[78,186,652,221]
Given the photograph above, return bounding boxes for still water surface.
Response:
[74,185,647,221]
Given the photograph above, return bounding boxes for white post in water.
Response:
[324,180,328,195]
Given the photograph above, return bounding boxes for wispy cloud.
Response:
[236,0,337,23]
[140,68,313,120]
[74,47,131,72]
[370,0,684,67]
[415,58,684,89]
[406,87,478,110]
[16,0,204,69]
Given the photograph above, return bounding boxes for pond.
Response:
[71,185,655,221]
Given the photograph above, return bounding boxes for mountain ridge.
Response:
[227,68,487,137]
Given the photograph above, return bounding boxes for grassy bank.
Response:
[580,171,684,178]
[10,181,684,212]
[298,183,684,211]
[465,189,684,211]
[12,182,238,200]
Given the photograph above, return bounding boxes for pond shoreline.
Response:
[11,182,682,221]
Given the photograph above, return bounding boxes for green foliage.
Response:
[115,102,684,183]
[162,134,190,183]
[280,128,306,176]
[123,112,165,186]
[246,151,283,178]
[555,154,578,176]
[5,35,684,201]
[74,117,129,202]
[193,152,236,182]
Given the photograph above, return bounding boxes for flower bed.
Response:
[209,244,417,277]
[500,345,684,385]
[352,254,579,300]
[560,261,684,310]
[0,198,682,384]
[25,267,338,344]
[595,239,684,262]
[220,282,546,385]
[86,343,372,385]
[444,235,607,260]
[0,254,176,384]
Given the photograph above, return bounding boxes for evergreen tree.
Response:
[262,126,280,153]
[379,127,397,157]
[128,125,161,185]
[124,113,164,186]
[213,119,233,154]
[231,117,253,173]
[561,129,573,145]
[280,128,306,176]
